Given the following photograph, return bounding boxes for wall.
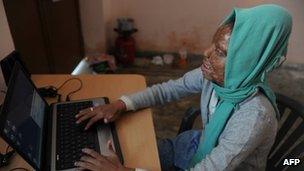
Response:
[0,0,14,102]
[79,0,304,64]
[78,0,123,55]
[78,0,105,54]
[0,1,14,59]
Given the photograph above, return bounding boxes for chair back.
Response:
[267,93,304,171]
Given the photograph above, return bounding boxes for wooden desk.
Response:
[0,74,161,171]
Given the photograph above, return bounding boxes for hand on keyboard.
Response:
[56,101,101,170]
[75,100,126,130]
[74,140,132,171]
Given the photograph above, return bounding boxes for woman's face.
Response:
[201,23,233,86]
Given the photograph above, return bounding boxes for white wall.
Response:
[79,0,304,64]
[78,0,124,55]
[0,1,14,59]
[0,0,14,103]
[78,0,105,54]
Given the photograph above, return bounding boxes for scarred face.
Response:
[201,23,233,86]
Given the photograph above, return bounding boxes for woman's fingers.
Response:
[107,140,115,154]
[74,161,97,171]
[105,114,116,123]
[82,148,104,161]
[80,155,101,166]
[76,111,97,124]
[79,148,122,170]
[76,149,108,171]
[106,140,120,163]
[85,115,101,130]
[76,107,95,118]
[76,104,120,130]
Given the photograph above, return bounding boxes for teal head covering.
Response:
[189,4,292,168]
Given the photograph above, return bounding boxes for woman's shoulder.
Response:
[240,91,276,114]
[232,91,278,126]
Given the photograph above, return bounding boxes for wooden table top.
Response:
[0,74,161,171]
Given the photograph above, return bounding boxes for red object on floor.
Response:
[115,36,136,66]
[178,58,187,69]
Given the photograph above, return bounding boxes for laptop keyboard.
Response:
[56,101,100,170]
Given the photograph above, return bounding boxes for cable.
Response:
[5,145,14,154]
[56,78,82,91]
[64,78,83,101]
[5,145,10,154]
[50,77,83,102]
[57,94,62,102]
[38,77,82,102]
[1,145,15,167]
[9,167,30,171]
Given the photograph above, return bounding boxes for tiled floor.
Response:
[116,56,304,140]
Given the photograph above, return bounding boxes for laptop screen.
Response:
[0,64,46,169]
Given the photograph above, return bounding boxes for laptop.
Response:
[0,51,53,97]
[0,63,123,171]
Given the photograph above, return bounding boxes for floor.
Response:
[116,56,304,140]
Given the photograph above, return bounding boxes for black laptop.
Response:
[0,63,123,170]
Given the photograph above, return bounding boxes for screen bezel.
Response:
[0,63,49,170]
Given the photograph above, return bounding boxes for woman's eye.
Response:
[215,48,226,57]
[215,48,223,55]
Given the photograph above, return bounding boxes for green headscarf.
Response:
[189,4,292,168]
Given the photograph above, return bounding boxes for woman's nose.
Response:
[202,54,207,60]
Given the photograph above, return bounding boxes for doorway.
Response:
[3,0,84,73]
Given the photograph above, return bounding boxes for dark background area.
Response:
[3,0,83,73]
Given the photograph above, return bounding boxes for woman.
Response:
[74,4,292,171]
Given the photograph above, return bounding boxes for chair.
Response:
[177,93,304,171]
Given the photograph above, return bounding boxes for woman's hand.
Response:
[74,141,133,171]
[75,100,126,130]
